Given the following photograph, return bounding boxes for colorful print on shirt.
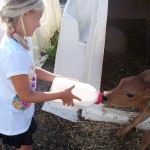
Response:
[12,64,37,111]
[12,95,31,111]
[29,64,37,91]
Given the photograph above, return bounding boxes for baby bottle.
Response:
[51,77,104,108]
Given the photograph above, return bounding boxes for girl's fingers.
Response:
[63,101,74,106]
[74,95,81,101]
[69,85,75,90]
[70,101,74,106]
[63,101,71,106]
[62,85,81,106]
[69,85,81,101]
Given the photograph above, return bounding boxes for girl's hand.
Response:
[61,85,81,106]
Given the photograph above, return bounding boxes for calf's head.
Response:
[103,71,150,110]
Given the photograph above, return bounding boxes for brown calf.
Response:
[103,70,150,150]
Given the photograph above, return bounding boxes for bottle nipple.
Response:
[95,92,103,104]
[95,91,108,104]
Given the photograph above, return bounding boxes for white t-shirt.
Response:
[0,35,36,135]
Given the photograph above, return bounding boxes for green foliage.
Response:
[46,31,59,65]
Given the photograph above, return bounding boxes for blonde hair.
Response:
[0,0,45,50]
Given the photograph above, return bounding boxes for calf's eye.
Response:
[126,93,135,98]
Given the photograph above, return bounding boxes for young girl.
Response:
[0,0,80,149]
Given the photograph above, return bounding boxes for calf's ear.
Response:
[140,70,150,82]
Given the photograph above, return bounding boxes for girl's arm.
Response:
[11,74,81,106]
[36,67,64,82]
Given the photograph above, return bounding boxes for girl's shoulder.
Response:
[0,37,26,61]
[0,36,26,57]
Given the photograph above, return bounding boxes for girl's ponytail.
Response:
[7,18,30,50]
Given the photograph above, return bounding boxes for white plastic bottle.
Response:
[51,77,103,107]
